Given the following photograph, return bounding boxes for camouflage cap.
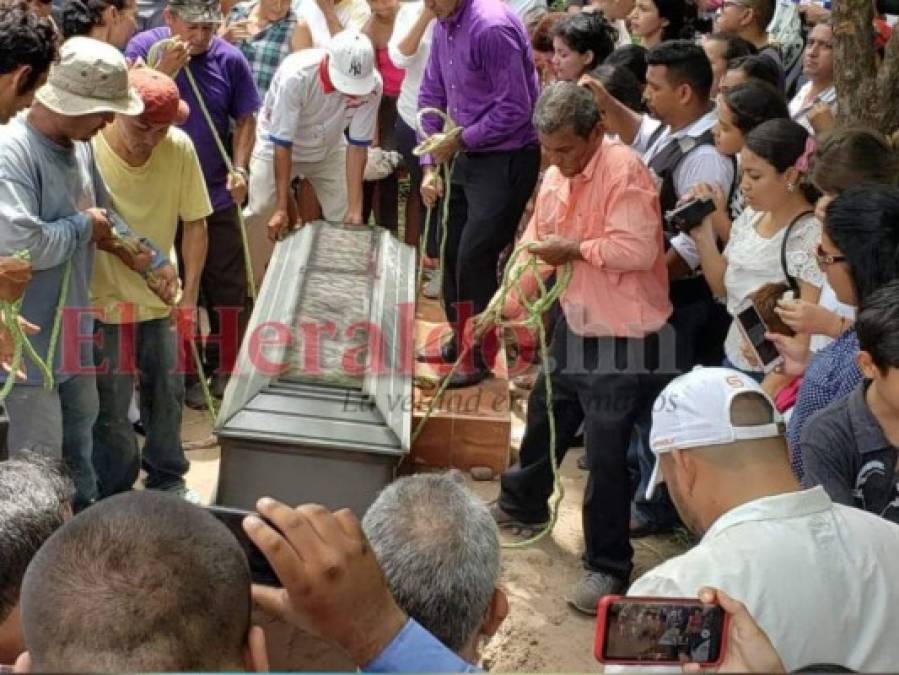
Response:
[168,0,222,24]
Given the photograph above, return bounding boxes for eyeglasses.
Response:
[815,245,847,267]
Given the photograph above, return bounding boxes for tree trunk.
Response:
[833,0,899,134]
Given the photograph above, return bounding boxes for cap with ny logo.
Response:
[327,29,377,97]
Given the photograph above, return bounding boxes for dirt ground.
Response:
[180,387,691,672]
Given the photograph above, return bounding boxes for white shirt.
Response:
[633,111,735,269]
[255,49,382,164]
[292,0,370,47]
[789,81,837,134]
[722,208,823,370]
[623,488,899,672]
[505,0,546,20]
[388,1,435,130]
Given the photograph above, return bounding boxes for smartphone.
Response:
[206,505,281,587]
[595,596,728,666]
[735,299,783,373]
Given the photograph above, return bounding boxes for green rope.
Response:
[147,39,257,305]
[147,39,252,422]
[413,108,457,297]
[189,338,218,423]
[0,251,72,402]
[412,244,573,548]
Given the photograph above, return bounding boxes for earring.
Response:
[787,182,796,193]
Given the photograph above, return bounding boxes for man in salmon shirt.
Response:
[481,82,679,614]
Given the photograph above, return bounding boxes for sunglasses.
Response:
[815,245,847,267]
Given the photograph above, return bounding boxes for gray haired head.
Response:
[534,81,601,139]
[362,472,501,654]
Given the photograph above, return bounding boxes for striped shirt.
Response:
[228,2,297,97]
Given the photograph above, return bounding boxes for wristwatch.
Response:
[233,166,249,180]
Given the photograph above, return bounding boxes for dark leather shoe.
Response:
[630,515,676,539]
[416,337,458,364]
[442,366,492,389]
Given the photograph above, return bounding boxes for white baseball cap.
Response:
[35,37,144,118]
[645,367,782,500]
[327,29,376,97]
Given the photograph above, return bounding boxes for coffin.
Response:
[214,221,415,516]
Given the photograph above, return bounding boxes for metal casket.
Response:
[214,221,415,516]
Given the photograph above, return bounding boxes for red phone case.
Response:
[594,595,728,667]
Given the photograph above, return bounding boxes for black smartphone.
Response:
[664,197,717,233]
[595,596,728,666]
[735,299,783,373]
[206,505,281,587]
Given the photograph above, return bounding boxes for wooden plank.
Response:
[409,293,511,476]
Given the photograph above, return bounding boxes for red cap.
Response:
[128,67,190,125]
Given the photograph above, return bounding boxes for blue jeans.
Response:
[5,375,100,510]
[93,318,188,496]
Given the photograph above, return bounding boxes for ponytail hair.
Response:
[744,118,820,203]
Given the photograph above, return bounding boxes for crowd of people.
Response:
[1,0,899,670]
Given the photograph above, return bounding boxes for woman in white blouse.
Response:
[689,118,823,393]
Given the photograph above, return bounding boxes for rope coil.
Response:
[413,242,573,548]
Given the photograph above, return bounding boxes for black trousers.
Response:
[499,315,680,581]
[441,146,541,344]
[176,205,250,377]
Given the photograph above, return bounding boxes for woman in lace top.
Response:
[689,119,823,390]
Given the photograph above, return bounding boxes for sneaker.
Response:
[423,269,442,299]
[567,571,627,616]
[488,500,548,536]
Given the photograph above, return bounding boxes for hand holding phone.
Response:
[683,588,785,674]
[206,505,281,586]
[735,299,783,373]
[594,596,728,666]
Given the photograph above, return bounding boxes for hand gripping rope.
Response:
[412,107,460,296]
[0,251,71,402]
[411,238,574,549]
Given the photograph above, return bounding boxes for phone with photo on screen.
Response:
[594,596,728,666]
[734,298,784,374]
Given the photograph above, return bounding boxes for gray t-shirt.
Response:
[800,381,899,524]
[0,115,101,383]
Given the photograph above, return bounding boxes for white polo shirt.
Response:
[254,49,382,164]
[387,1,435,131]
[624,487,899,672]
[633,110,735,270]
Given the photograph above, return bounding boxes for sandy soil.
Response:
[180,391,691,672]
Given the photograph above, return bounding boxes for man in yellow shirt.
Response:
[91,67,210,501]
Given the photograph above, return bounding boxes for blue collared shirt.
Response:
[364,619,480,673]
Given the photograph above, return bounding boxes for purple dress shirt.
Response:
[417,0,538,163]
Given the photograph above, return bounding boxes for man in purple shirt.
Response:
[126,0,260,406]
[415,0,540,388]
